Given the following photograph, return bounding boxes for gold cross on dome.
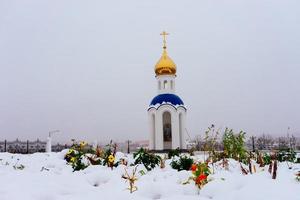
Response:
[160,31,169,49]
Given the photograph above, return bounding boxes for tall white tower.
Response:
[148,31,187,151]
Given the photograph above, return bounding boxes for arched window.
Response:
[163,111,172,149]
[164,80,168,89]
[171,80,173,90]
[158,81,161,90]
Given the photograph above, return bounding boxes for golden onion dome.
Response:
[155,31,177,76]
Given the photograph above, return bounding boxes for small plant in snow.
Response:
[268,153,278,179]
[86,147,103,165]
[13,159,25,170]
[13,164,25,170]
[40,167,50,172]
[240,163,249,175]
[203,124,220,163]
[160,155,167,169]
[122,166,138,193]
[120,158,128,166]
[257,152,264,167]
[184,162,211,191]
[139,169,146,176]
[170,155,194,171]
[277,149,296,162]
[65,148,88,171]
[133,148,161,171]
[64,141,90,171]
[102,141,118,169]
[223,128,247,163]
[262,153,271,166]
[107,154,115,168]
[167,148,180,159]
[86,156,102,166]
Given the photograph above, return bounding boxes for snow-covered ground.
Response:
[0,151,299,200]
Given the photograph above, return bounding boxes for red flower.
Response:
[190,164,197,171]
[195,174,207,184]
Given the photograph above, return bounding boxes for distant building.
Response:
[0,139,46,153]
[0,139,72,153]
[52,143,70,152]
[130,140,149,151]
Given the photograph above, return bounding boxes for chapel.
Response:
[148,32,187,151]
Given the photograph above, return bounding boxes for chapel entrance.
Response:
[163,112,172,149]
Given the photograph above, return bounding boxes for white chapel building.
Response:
[148,32,187,151]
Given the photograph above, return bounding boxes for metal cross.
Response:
[160,31,169,48]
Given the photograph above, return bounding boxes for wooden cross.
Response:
[160,31,169,48]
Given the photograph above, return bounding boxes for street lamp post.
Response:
[46,130,60,153]
[127,140,131,154]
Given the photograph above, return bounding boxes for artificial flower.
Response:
[108,155,115,163]
[190,164,197,171]
[195,174,207,184]
[68,149,74,154]
[70,157,76,163]
[80,141,87,148]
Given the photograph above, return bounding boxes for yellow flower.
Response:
[70,157,76,163]
[68,149,74,154]
[80,141,87,148]
[108,155,115,163]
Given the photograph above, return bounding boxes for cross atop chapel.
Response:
[160,31,169,49]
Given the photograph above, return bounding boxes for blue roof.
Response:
[150,93,184,106]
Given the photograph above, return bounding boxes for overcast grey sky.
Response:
[0,0,299,144]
